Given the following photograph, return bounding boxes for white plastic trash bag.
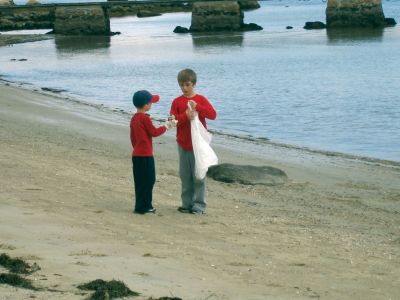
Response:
[190,106,218,180]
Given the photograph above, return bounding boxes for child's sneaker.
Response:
[190,209,206,215]
[177,206,191,213]
[134,208,156,214]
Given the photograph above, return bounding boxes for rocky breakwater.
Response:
[0,3,53,30]
[326,0,389,27]
[174,1,262,33]
[107,0,190,18]
[191,1,243,31]
[53,6,110,35]
[107,0,259,17]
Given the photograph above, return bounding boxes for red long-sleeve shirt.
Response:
[130,113,166,156]
[170,94,217,151]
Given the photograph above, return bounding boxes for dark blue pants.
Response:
[132,156,155,213]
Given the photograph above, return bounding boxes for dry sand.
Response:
[0,81,399,300]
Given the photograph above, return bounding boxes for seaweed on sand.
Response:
[77,279,140,300]
[0,253,40,274]
[148,297,183,300]
[0,273,38,290]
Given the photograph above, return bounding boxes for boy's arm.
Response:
[144,116,167,137]
[129,119,135,148]
[196,97,217,120]
[170,100,190,126]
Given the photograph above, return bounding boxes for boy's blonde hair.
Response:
[177,68,197,84]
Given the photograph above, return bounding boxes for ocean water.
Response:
[1,0,400,161]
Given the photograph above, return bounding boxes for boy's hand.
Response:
[186,108,195,120]
[164,120,173,130]
[171,120,178,127]
[188,100,197,110]
[167,115,178,127]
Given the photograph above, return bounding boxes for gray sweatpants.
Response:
[178,145,206,212]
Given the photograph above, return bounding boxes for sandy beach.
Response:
[0,79,399,299]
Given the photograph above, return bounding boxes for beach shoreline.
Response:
[0,82,399,299]
[2,77,399,170]
[0,33,52,47]
[2,4,400,164]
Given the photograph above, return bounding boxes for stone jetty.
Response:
[175,1,262,33]
[0,1,264,33]
[326,0,386,27]
[54,6,110,35]
[191,1,243,32]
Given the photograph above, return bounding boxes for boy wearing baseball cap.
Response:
[130,90,171,214]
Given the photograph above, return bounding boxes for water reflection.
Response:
[191,32,244,49]
[326,28,384,43]
[55,35,111,53]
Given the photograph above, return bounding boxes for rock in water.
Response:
[326,0,386,28]
[190,1,243,32]
[54,6,111,35]
[173,26,190,33]
[207,163,287,186]
[385,18,397,27]
[241,23,263,31]
[304,21,326,30]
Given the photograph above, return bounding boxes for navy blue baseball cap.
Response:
[132,90,160,107]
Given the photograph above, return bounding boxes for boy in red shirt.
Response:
[130,90,170,214]
[170,69,217,214]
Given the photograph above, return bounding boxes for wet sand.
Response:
[0,81,399,299]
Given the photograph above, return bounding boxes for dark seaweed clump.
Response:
[78,279,140,300]
[0,253,40,274]
[0,273,38,290]
[148,298,183,300]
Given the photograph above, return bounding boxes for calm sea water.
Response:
[1,1,400,161]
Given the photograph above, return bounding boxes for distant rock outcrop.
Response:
[326,0,386,28]
[26,0,40,5]
[0,0,14,5]
[137,10,161,18]
[0,6,54,30]
[207,163,288,186]
[54,6,110,35]
[108,1,190,18]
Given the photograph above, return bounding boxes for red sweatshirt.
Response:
[130,113,166,156]
[170,94,217,151]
